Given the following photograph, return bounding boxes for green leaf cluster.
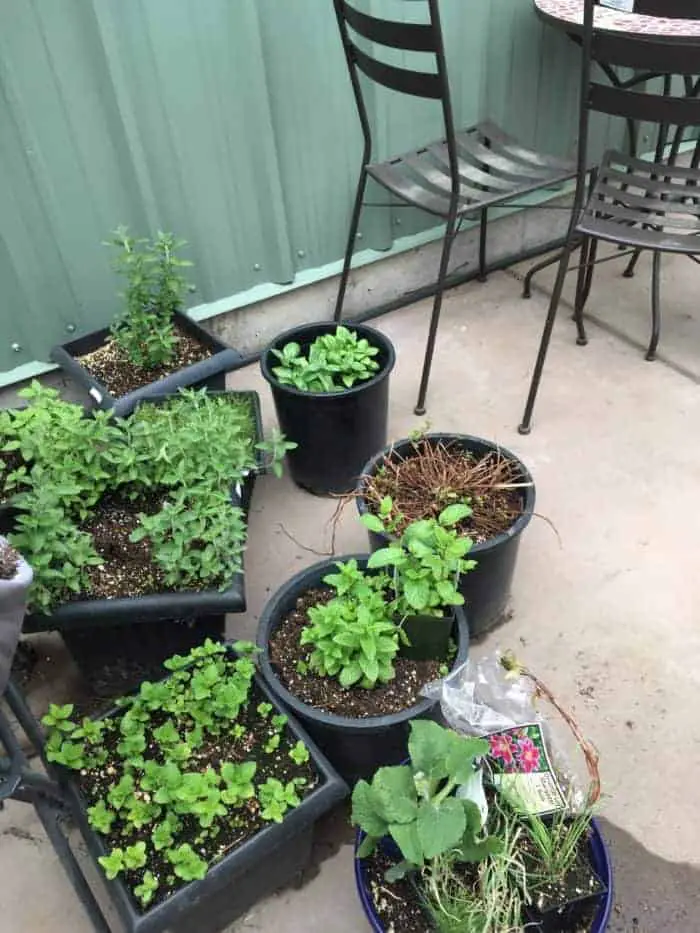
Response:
[299,559,399,689]
[352,721,498,879]
[108,228,192,370]
[272,326,380,392]
[363,498,477,618]
[41,641,315,910]
[2,385,289,613]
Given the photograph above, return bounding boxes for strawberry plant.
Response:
[272,325,380,392]
[41,641,317,911]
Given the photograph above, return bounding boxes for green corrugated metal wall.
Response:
[0,0,593,374]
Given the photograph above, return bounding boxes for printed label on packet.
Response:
[485,723,567,816]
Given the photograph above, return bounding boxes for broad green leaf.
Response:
[339,661,363,688]
[445,734,490,785]
[403,578,430,611]
[408,720,450,784]
[438,503,472,526]
[384,858,416,883]
[416,798,466,859]
[458,834,504,863]
[360,513,384,534]
[372,765,417,824]
[351,781,388,838]
[367,547,405,569]
[389,821,423,867]
[436,580,464,605]
[356,834,377,859]
[359,656,379,684]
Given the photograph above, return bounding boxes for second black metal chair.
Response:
[332,0,577,414]
[519,0,700,434]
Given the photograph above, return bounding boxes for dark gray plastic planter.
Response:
[56,669,348,933]
[0,537,32,694]
[356,434,535,638]
[256,554,470,785]
[260,321,395,496]
[50,311,243,418]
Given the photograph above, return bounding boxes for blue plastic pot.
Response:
[354,818,613,932]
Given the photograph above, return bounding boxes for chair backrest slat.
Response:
[341,1,437,52]
[351,42,442,99]
[589,83,700,126]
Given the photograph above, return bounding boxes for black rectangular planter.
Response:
[56,671,348,933]
[50,311,243,417]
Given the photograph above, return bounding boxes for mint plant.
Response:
[272,325,380,392]
[363,500,477,618]
[300,560,399,688]
[108,227,192,370]
[42,641,316,911]
[352,720,500,880]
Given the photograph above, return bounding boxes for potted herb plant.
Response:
[357,433,535,637]
[260,322,395,495]
[1,383,293,695]
[256,530,470,785]
[353,719,613,932]
[0,536,32,694]
[51,228,242,417]
[41,640,347,933]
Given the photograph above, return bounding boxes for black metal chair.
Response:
[519,0,700,434]
[331,0,578,415]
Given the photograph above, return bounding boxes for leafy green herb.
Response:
[258,777,305,823]
[108,227,191,370]
[134,871,159,908]
[300,561,399,689]
[364,500,477,619]
[166,843,208,882]
[272,326,380,392]
[289,741,310,766]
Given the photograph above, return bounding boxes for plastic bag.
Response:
[423,651,594,812]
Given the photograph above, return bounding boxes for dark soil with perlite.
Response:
[78,324,211,397]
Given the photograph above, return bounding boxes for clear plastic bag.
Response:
[423,651,597,812]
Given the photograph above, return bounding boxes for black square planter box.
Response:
[14,390,265,695]
[56,670,348,933]
[51,311,243,417]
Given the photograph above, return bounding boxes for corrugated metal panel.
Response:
[0,0,618,372]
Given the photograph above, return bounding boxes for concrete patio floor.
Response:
[3,246,700,932]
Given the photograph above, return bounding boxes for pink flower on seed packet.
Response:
[516,736,538,756]
[517,744,541,773]
[488,733,515,765]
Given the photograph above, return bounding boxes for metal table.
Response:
[534,0,700,38]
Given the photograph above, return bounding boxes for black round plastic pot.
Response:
[260,321,395,496]
[356,434,535,638]
[256,554,469,786]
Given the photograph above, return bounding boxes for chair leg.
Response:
[522,245,572,299]
[646,251,661,361]
[623,248,642,279]
[478,208,488,283]
[414,212,459,416]
[573,236,598,346]
[334,167,369,322]
[518,239,577,435]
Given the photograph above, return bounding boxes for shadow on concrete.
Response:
[598,818,700,932]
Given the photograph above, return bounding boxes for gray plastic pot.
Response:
[0,537,32,694]
[356,434,535,638]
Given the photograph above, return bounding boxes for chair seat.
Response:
[367,120,576,218]
[577,149,700,254]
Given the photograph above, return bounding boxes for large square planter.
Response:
[12,391,265,695]
[54,668,348,933]
[51,311,243,417]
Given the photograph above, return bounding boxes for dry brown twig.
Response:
[500,651,601,808]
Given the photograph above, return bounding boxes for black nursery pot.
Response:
[256,555,469,786]
[260,321,395,496]
[357,434,535,638]
[401,611,454,662]
[57,666,347,933]
[50,311,243,417]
